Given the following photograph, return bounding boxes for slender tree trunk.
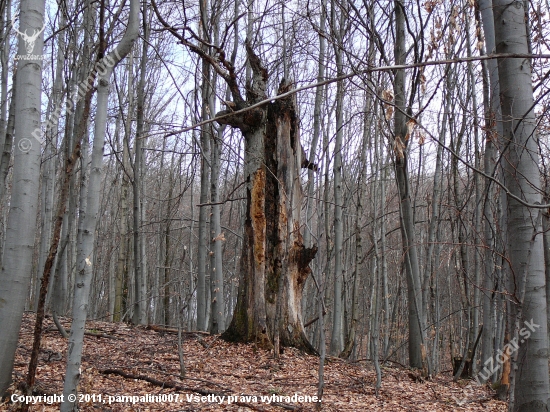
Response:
[544,204,550,347]
[304,0,325,249]
[115,109,130,322]
[0,69,15,205]
[208,17,225,333]
[464,7,482,376]
[0,0,10,160]
[54,28,88,318]
[477,0,500,382]
[341,88,371,358]
[132,4,149,325]
[61,0,139,407]
[493,1,549,411]
[0,0,46,396]
[330,0,345,355]
[163,153,175,326]
[36,10,66,311]
[0,0,11,208]
[379,133,390,359]
[393,0,426,372]
[209,109,225,333]
[196,0,212,331]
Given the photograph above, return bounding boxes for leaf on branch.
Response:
[394,135,405,160]
[405,119,417,141]
[213,232,226,242]
[382,89,394,120]
[385,106,394,120]
[418,132,426,146]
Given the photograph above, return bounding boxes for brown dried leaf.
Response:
[394,135,405,159]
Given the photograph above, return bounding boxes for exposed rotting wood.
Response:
[220,47,317,354]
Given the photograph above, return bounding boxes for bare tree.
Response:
[392,0,428,373]
[61,0,139,407]
[493,1,549,410]
[0,0,46,396]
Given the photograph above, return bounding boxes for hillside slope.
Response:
[1,314,506,411]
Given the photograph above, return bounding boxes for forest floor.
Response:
[1,313,507,411]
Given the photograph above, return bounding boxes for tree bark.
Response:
[329,0,345,355]
[493,1,550,410]
[61,0,139,407]
[209,16,225,334]
[477,0,500,382]
[132,4,149,325]
[196,0,212,331]
[0,0,45,396]
[392,0,427,372]
[220,46,316,353]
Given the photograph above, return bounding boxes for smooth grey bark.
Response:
[114,111,129,322]
[316,260,326,410]
[392,0,426,372]
[493,1,549,411]
[544,202,550,347]
[155,135,166,324]
[54,26,90,318]
[196,0,212,331]
[61,0,139,408]
[209,15,225,334]
[0,0,10,159]
[329,0,344,355]
[341,94,369,359]
[371,217,382,396]
[544,204,550,347]
[132,5,149,325]
[369,114,382,393]
[302,0,325,347]
[52,69,78,318]
[429,118,448,360]
[465,8,482,374]
[424,58,452,371]
[379,124,390,359]
[0,0,45,396]
[303,0,325,249]
[209,108,225,333]
[163,152,176,325]
[477,0,500,381]
[0,70,15,203]
[0,2,11,255]
[36,11,66,310]
[187,167,195,330]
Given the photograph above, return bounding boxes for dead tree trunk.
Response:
[218,46,317,353]
[151,7,318,352]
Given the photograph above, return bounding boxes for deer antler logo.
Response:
[11,16,45,55]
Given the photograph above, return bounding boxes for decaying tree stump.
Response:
[219,44,317,354]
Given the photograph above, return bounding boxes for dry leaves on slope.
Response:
[1,314,506,411]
